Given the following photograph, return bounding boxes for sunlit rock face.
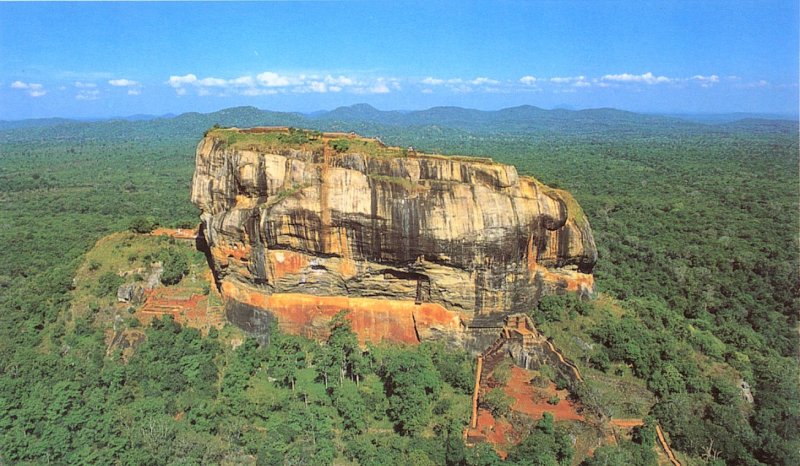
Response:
[191,128,596,345]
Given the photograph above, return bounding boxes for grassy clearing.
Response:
[68,232,212,330]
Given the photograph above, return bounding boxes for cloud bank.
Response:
[6,70,764,103]
[166,72,399,96]
[10,81,46,97]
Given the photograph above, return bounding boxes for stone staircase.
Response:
[478,336,508,396]
[468,332,509,432]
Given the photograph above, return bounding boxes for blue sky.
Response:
[1,1,797,119]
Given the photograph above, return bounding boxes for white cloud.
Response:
[10,80,46,97]
[691,74,720,88]
[308,81,328,93]
[550,76,578,84]
[549,76,591,88]
[167,71,395,96]
[74,81,97,88]
[162,70,756,98]
[108,78,139,87]
[168,74,198,87]
[325,75,355,86]
[470,77,499,85]
[230,76,256,87]
[369,83,391,94]
[256,71,296,87]
[351,83,390,95]
[418,76,497,93]
[76,89,100,101]
[421,77,444,85]
[602,72,672,84]
[198,77,228,87]
[107,78,142,95]
[241,88,279,96]
[692,74,719,82]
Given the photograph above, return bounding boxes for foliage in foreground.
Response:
[0,111,797,464]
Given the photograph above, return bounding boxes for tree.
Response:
[95,271,123,298]
[267,331,310,391]
[483,388,514,418]
[129,216,158,234]
[220,338,261,412]
[648,364,684,398]
[380,348,442,435]
[581,445,635,466]
[466,442,503,466]
[331,380,367,436]
[319,311,364,387]
[507,413,573,466]
[158,248,189,285]
[330,138,350,153]
[424,341,475,394]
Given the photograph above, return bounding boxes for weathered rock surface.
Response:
[117,283,146,305]
[192,128,596,346]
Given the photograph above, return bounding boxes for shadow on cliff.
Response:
[195,222,220,291]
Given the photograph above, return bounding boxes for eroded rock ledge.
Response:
[191,127,596,347]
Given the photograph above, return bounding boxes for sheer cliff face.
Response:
[191,128,596,345]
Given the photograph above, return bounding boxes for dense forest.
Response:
[0,105,797,464]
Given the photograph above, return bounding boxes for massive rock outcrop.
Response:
[191,128,596,347]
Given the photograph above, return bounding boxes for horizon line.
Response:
[1,103,798,123]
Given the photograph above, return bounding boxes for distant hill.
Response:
[0,117,75,131]
[310,104,699,134]
[1,104,796,144]
[664,112,799,124]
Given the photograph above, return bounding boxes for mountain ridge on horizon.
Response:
[1,104,796,140]
[3,103,798,125]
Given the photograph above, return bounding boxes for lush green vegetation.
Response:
[0,106,797,464]
[208,127,325,153]
[583,419,659,466]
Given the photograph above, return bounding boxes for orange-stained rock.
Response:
[192,128,597,343]
[269,250,308,281]
[220,280,463,344]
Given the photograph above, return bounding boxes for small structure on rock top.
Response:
[191,127,597,350]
